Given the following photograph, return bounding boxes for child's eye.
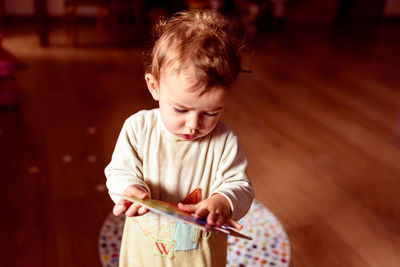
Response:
[203,112,218,117]
[174,108,188,113]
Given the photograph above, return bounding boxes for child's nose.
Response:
[185,113,200,132]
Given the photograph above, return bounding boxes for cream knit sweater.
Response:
[105,109,254,266]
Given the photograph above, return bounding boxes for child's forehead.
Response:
[160,65,217,96]
[161,63,198,85]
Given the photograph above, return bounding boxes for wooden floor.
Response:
[1,21,400,266]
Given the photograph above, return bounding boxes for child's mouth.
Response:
[181,134,196,140]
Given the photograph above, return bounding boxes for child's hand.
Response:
[113,185,150,217]
[177,194,242,230]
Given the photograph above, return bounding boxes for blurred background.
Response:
[1,0,399,266]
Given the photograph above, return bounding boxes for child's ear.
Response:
[145,73,159,101]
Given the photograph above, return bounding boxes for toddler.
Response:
[105,9,254,266]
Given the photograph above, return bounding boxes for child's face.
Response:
[146,67,229,141]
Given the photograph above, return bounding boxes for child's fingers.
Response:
[206,209,219,226]
[113,185,150,217]
[137,206,149,215]
[113,204,124,216]
[215,213,226,228]
[205,209,243,229]
[125,203,141,217]
[177,203,197,214]
[194,208,210,220]
[114,201,148,217]
[113,199,131,216]
[226,218,243,230]
[125,185,149,199]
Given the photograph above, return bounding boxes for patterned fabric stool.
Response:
[98,200,290,267]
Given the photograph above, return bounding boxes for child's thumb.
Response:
[177,203,196,213]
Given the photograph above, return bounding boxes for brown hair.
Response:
[147,9,242,92]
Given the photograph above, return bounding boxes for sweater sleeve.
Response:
[211,132,255,221]
[104,116,151,204]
